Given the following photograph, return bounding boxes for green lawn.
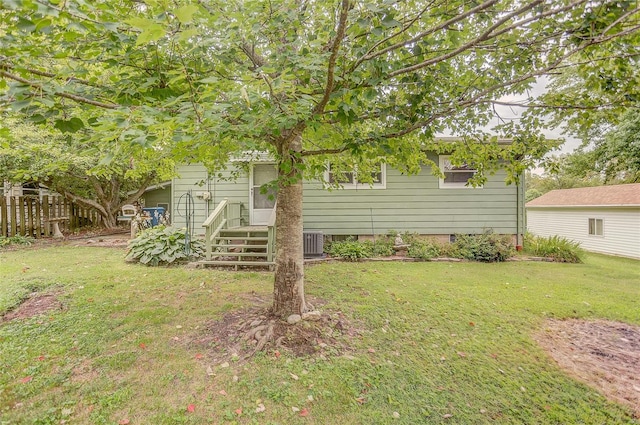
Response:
[1,246,639,424]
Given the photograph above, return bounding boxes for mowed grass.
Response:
[1,245,639,424]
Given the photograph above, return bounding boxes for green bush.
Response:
[327,238,373,261]
[126,226,205,266]
[0,235,34,248]
[524,233,584,263]
[371,237,395,257]
[453,231,515,262]
[407,240,441,260]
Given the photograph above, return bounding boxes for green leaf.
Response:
[17,17,36,32]
[54,118,85,133]
[136,24,166,45]
[125,17,156,30]
[174,5,199,24]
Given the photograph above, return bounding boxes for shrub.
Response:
[407,240,441,260]
[327,238,373,261]
[0,235,34,248]
[371,237,395,257]
[524,233,584,263]
[452,231,515,262]
[126,226,205,266]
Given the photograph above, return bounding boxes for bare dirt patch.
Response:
[535,319,640,417]
[1,292,64,322]
[184,298,361,364]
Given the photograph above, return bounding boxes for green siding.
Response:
[172,164,250,234]
[302,165,518,235]
[141,187,171,210]
[173,162,522,236]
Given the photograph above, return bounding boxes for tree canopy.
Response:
[0,118,175,227]
[2,0,639,316]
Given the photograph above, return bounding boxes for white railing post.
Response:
[267,202,277,263]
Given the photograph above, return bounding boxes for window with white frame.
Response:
[588,218,604,236]
[326,163,386,189]
[439,155,481,188]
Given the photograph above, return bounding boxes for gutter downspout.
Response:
[516,171,525,250]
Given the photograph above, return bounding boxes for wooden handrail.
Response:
[203,198,228,228]
[203,198,229,260]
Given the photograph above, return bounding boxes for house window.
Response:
[326,163,386,189]
[439,155,481,188]
[588,218,604,236]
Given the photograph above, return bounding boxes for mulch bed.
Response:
[534,319,640,417]
[1,292,64,323]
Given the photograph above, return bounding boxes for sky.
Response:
[488,78,581,154]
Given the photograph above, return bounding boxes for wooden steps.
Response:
[200,227,273,270]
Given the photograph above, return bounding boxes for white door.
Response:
[250,164,277,225]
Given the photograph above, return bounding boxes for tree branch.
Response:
[313,0,350,115]
[389,0,545,78]
[121,174,155,208]
[0,70,119,110]
[0,60,102,88]
[354,0,499,70]
[300,147,349,157]
[485,100,629,110]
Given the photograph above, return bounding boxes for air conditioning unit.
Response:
[303,231,324,258]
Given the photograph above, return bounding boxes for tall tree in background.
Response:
[529,2,640,183]
[0,119,175,227]
[1,1,638,317]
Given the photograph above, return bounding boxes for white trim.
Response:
[438,155,482,189]
[324,163,387,190]
[588,217,605,237]
[249,163,277,225]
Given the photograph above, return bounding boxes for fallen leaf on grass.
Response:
[219,390,227,396]
[20,376,33,384]
[187,404,195,413]
[299,408,309,417]
[290,373,299,380]
[235,408,242,415]
[368,348,376,353]
[37,355,45,361]
[139,343,147,349]
[292,406,300,412]
[443,413,453,418]
[118,419,130,425]
[255,403,266,413]
[457,352,467,358]
[195,353,204,359]
[355,397,366,404]
[274,350,281,358]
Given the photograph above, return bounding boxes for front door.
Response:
[250,164,277,225]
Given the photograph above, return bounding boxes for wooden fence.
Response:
[0,195,102,238]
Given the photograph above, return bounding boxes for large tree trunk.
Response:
[272,134,308,317]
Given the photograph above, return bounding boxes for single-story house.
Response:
[526,183,640,259]
[170,151,526,243]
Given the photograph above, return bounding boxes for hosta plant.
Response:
[126,226,204,266]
